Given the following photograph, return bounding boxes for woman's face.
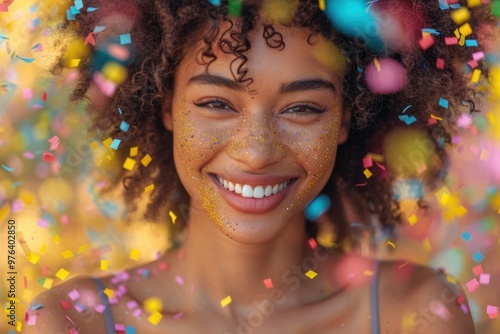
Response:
[163,23,349,245]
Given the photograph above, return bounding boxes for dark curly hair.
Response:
[52,0,495,249]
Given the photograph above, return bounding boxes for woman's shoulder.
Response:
[377,259,475,334]
[24,275,109,333]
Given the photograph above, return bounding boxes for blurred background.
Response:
[0,0,499,333]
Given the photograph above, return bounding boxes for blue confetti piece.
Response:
[438,0,449,10]
[142,269,150,278]
[87,7,98,12]
[74,0,84,10]
[472,251,484,263]
[12,182,23,188]
[110,139,121,150]
[450,4,461,9]
[402,105,412,113]
[16,55,35,63]
[2,164,13,172]
[304,194,331,221]
[118,107,122,115]
[461,231,472,242]
[125,326,137,334]
[31,43,41,50]
[120,33,131,45]
[31,303,44,310]
[66,9,76,20]
[120,120,130,132]
[422,28,440,35]
[439,98,449,108]
[208,0,221,5]
[70,6,80,15]
[33,18,40,27]
[465,39,478,47]
[0,36,9,40]
[398,115,417,125]
[93,26,106,33]
[357,66,364,73]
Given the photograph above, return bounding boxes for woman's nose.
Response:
[227,116,287,170]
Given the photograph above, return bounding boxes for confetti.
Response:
[100,260,109,271]
[263,278,274,288]
[141,154,152,167]
[466,278,480,293]
[129,248,140,261]
[144,184,155,193]
[55,268,70,280]
[148,311,163,325]
[123,157,136,171]
[220,295,232,307]
[305,270,318,279]
[119,34,131,45]
[169,210,177,224]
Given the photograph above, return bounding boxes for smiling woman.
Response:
[23,0,496,333]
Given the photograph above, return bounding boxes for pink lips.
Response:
[210,174,296,214]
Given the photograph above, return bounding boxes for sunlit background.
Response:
[0,0,499,333]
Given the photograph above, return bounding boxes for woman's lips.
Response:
[210,173,297,214]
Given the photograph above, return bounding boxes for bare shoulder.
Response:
[378,260,475,334]
[24,275,108,334]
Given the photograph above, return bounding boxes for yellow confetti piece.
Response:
[374,58,380,71]
[129,248,140,261]
[144,297,163,313]
[39,244,47,255]
[100,260,109,271]
[148,311,163,325]
[104,288,114,299]
[123,157,136,171]
[480,149,490,161]
[363,168,372,179]
[78,245,87,254]
[0,203,10,221]
[53,234,61,244]
[408,214,418,226]
[103,137,113,148]
[16,321,22,332]
[367,152,384,162]
[459,23,473,37]
[430,114,443,121]
[422,238,432,252]
[144,184,155,193]
[169,210,177,224]
[386,241,396,248]
[305,270,318,279]
[102,61,128,84]
[458,34,466,46]
[61,250,74,259]
[446,274,457,285]
[435,186,451,205]
[69,59,81,67]
[471,69,481,83]
[363,269,374,276]
[91,141,99,151]
[55,268,70,280]
[455,205,468,217]
[454,28,460,39]
[42,278,54,289]
[141,154,152,167]
[220,295,232,307]
[318,0,325,11]
[450,7,470,25]
[130,146,139,157]
[467,0,482,7]
[20,191,34,205]
[26,252,40,265]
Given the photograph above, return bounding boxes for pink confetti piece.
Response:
[74,303,85,313]
[61,214,69,225]
[69,328,79,334]
[26,314,37,326]
[445,37,458,45]
[68,289,80,301]
[436,58,445,69]
[22,88,33,99]
[173,312,184,320]
[175,275,184,285]
[362,156,373,168]
[31,43,43,52]
[48,136,60,150]
[466,278,480,293]
[37,218,49,229]
[472,51,485,61]
[487,305,499,319]
[94,304,105,313]
[472,264,483,277]
[132,308,142,318]
[114,324,125,331]
[127,300,138,310]
[467,60,479,68]
[308,237,317,250]
[22,151,35,159]
[479,273,490,285]
[263,278,274,289]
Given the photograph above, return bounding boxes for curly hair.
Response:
[52,0,495,249]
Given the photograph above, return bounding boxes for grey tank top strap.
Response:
[93,277,117,334]
[370,259,381,334]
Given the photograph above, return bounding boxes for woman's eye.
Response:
[283,104,325,115]
[195,99,233,110]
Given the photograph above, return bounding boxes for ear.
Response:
[162,93,174,132]
[338,105,351,144]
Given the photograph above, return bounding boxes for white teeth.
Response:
[264,185,272,197]
[253,186,264,199]
[242,185,253,198]
[216,175,292,199]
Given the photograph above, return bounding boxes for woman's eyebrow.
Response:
[279,78,336,94]
[187,74,244,91]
